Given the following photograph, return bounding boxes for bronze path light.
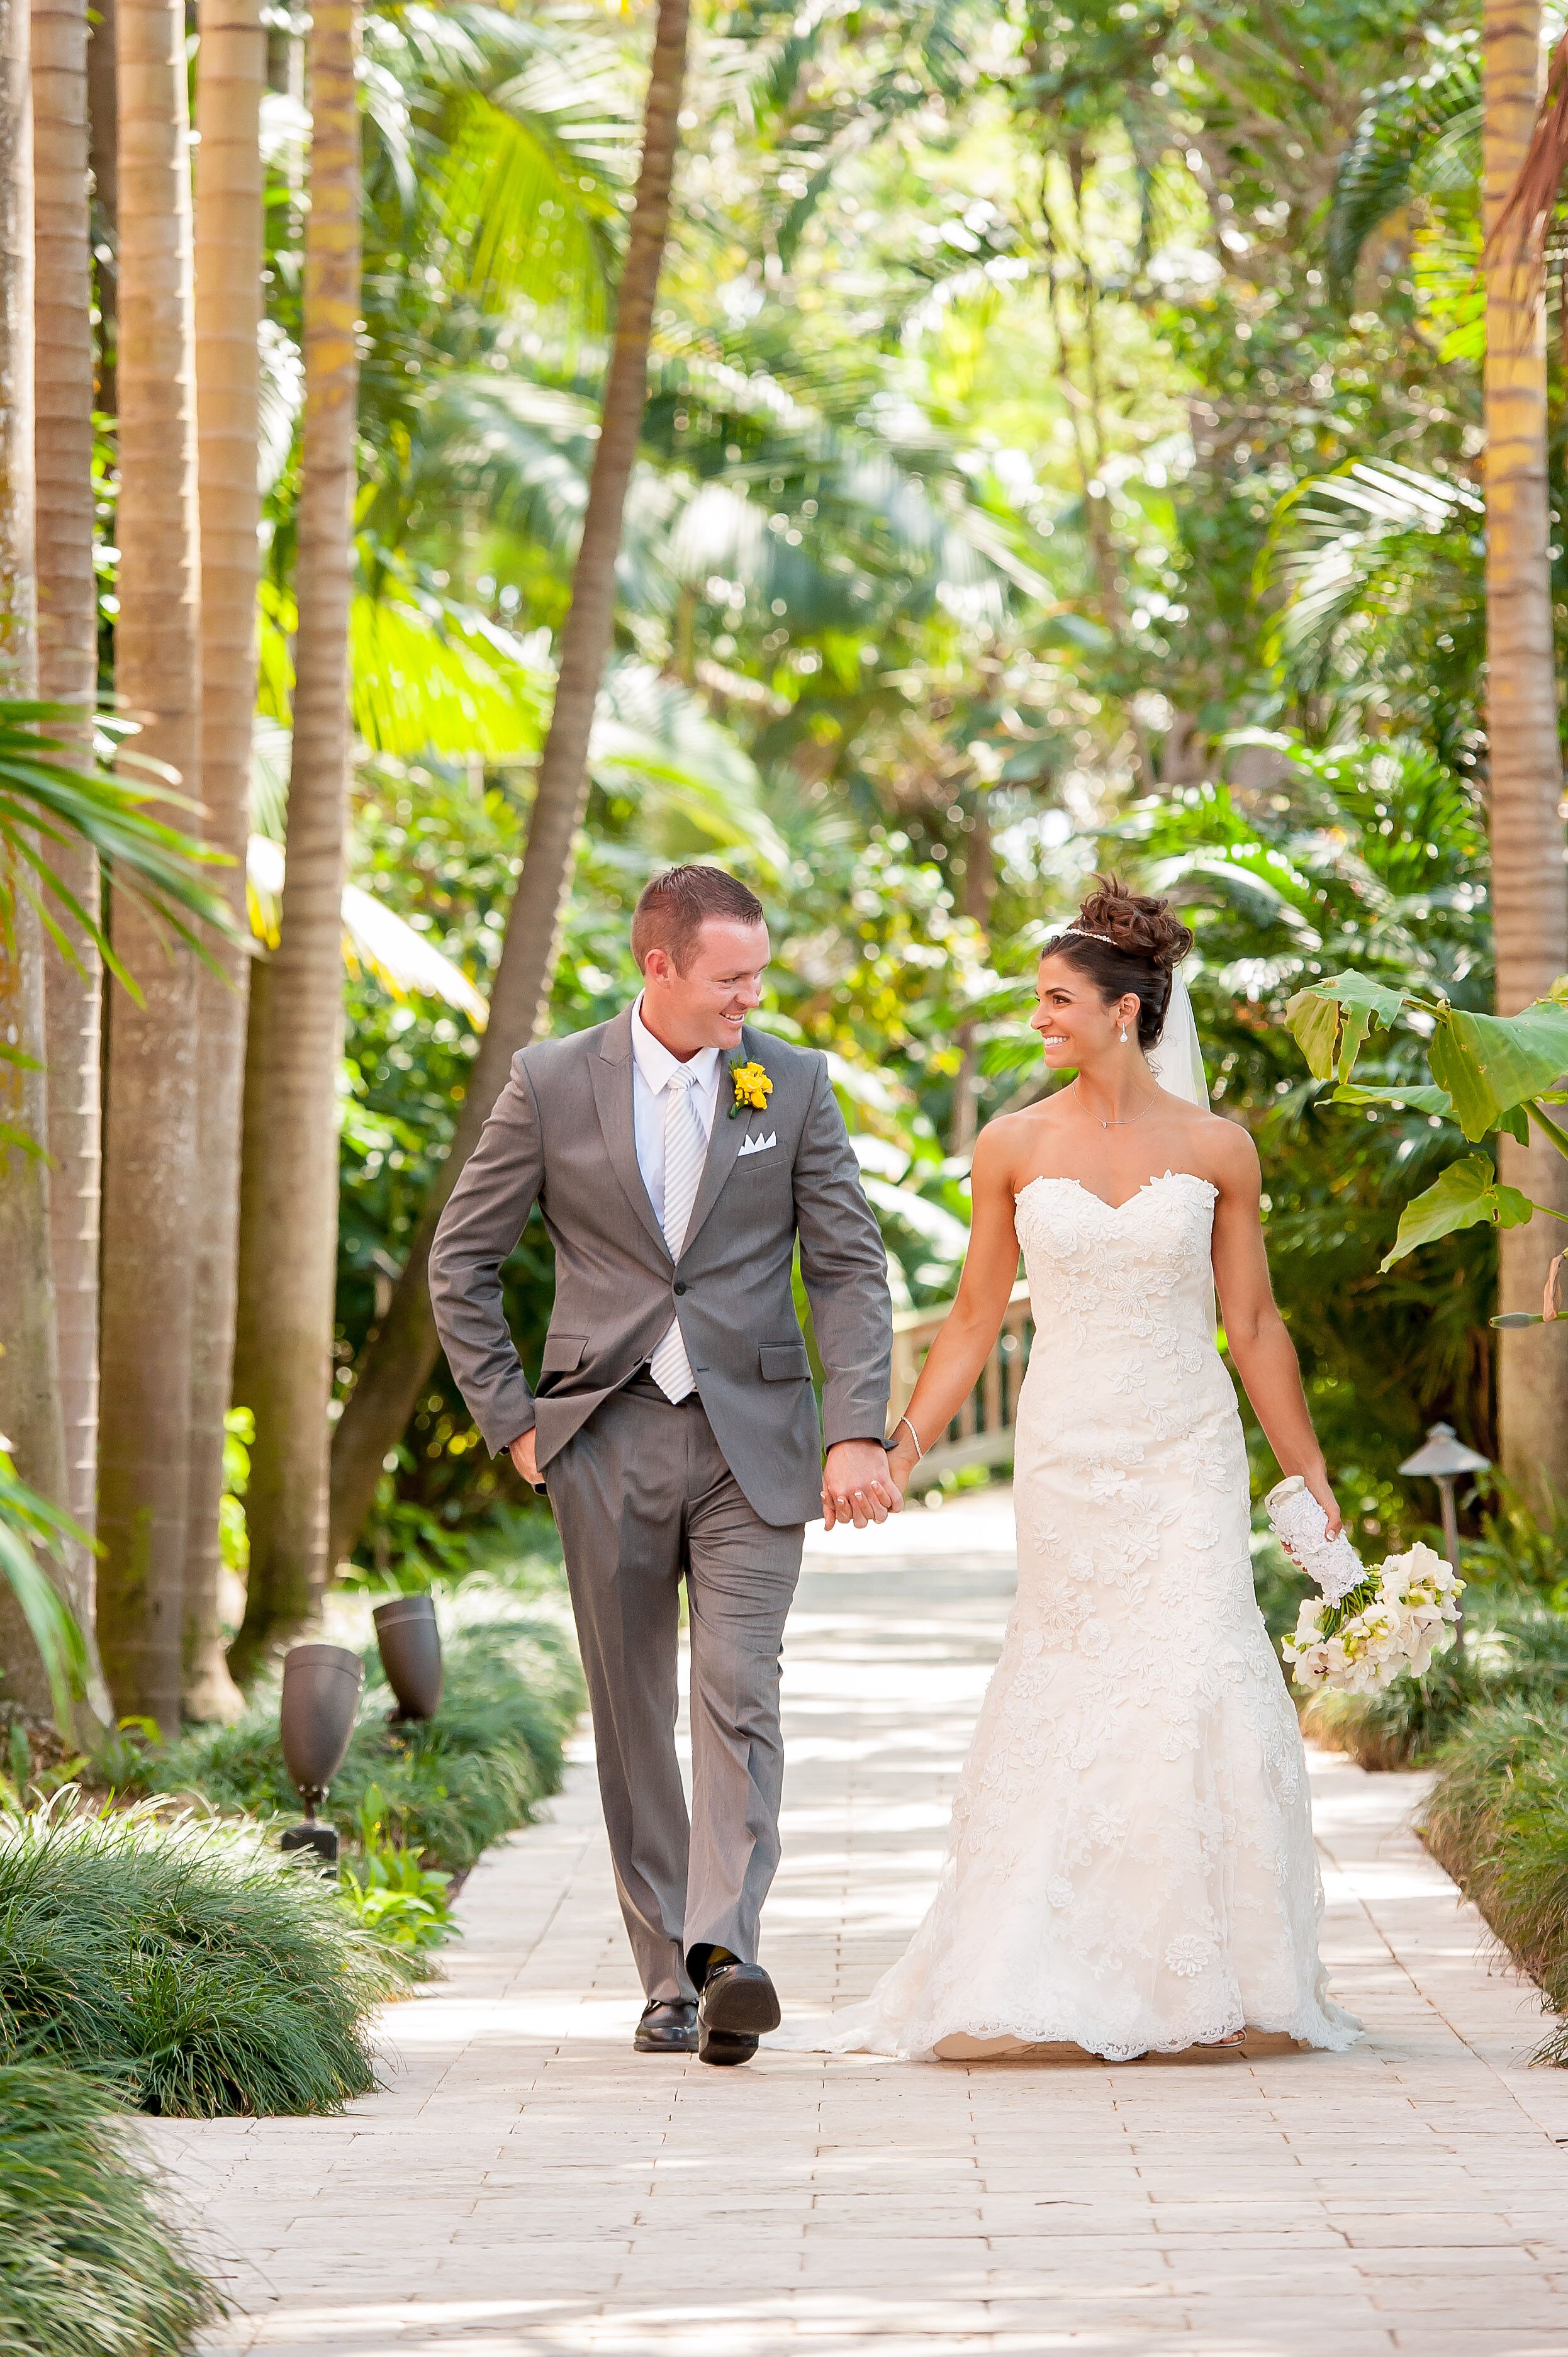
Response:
[279,1643,364,1867]
[372,1594,443,1722]
[1399,1423,1490,1654]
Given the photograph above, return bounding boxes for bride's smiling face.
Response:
[1031,953,1137,1069]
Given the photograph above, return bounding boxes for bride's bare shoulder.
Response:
[1177,1104,1261,1190]
[972,1097,1070,1191]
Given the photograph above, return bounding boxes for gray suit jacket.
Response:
[428,1008,893,1528]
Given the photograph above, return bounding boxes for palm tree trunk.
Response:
[33,0,108,1674]
[1483,0,1568,1511]
[0,912,74,1730]
[325,0,691,1566]
[97,0,202,1733]
[228,0,359,1681]
[0,0,104,1725]
[0,0,68,1720]
[183,0,263,1723]
[86,0,113,414]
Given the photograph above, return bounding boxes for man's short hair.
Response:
[631,865,766,973]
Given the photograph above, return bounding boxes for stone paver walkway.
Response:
[153,1492,1568,2355]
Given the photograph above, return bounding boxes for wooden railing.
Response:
[888,1279,1033,1482]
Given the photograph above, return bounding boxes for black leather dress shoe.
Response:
[634,1998,698,2054]
[697,1960,780,2067]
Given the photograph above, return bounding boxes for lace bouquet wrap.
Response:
[1266,1477,1465,1696]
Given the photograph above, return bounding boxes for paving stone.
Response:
[150,1498,1568,2353]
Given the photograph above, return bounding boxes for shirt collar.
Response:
[630,994,722,1099]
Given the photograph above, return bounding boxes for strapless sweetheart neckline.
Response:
[1015,1168,1219,1217]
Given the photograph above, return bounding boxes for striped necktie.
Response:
[649,1066,704,1402]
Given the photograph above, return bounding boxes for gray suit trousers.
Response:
[545,1378,804,2004]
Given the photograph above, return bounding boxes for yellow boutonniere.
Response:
[728,1056,774,1119]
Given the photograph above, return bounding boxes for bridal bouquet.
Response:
[1282,1542,1465,1696]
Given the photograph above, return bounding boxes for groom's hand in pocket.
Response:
[821,1440,902,1530]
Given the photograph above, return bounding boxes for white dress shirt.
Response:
[629,993,721,1230]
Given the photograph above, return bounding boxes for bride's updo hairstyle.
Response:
[1042,878,1193,1051]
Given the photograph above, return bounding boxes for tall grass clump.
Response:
[1420,1701,1568,2063]
[0,1799,410,2115]
[0,2061,220,2353]
[140,1617,585,1872]
[1301,1598,1568,1769]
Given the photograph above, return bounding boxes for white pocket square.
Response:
[737,1131,777,1157]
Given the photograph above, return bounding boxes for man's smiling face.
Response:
[640,917,771,1058]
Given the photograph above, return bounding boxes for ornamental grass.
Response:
[1419,1701,1568,2065]
[1300,1599,1568,1770]
[140,1616,584,1873]
[0,2060,220,2355]
[0,1798,409,2116]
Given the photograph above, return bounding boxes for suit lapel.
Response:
[591,1008,671,1262]
[679,1028,753,1258]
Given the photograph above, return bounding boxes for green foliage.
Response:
[0,1442,93,1738]
[311,0,1526,1558]
[1380,1155,1532,1272]
[340,1784,456,1952]
[0,701,237,996]
[220,1408,252,1579]
[1420,1703,1568,2063]
[0,1799,407,2117]
[1282,972,1568,1276]
[1327,34,1480,300]
[137,1618,583,1874]
[1094,733,1496,1491]
[0,2060,220,2356]
[1260,463,1485,752]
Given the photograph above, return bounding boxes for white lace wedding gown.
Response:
[776,1170,1361,2061]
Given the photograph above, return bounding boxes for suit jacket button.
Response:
[673,1280,686,1295]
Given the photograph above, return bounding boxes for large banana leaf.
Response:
[1283,969,1568,1281]
[1380,1153,1533,1272]
[1284,969,1408,1084]
[1428,1004,1568,1142]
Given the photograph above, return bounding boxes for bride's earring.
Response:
[1119,1018,1129,1044]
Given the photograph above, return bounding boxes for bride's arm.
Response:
[1210,1124,1343,1537]
[885,1124,1021,1494]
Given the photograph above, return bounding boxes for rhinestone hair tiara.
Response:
[1048,921,1177,997]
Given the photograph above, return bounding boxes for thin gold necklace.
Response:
[1073,1078,1157,1131]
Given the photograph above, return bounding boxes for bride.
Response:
[781,879,1361,2063]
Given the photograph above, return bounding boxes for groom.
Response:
[430,865,895,2063]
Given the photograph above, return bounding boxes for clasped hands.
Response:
[820,1436,911,1531]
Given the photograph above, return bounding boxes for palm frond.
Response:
[259,574,554,763]
[1259,461,1482,696]
[1328,33,1480,296]
[1487,28,1568,266]
[0,1446,92,1737]
[363,2,634,320]
[245,834,490,1024]
[592,660,788,871]
[0,701,238,987]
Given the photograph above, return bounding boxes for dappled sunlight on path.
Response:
[150,1490,1568,2355]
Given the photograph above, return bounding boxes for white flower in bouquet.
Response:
[1281,1539,1464,1697]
